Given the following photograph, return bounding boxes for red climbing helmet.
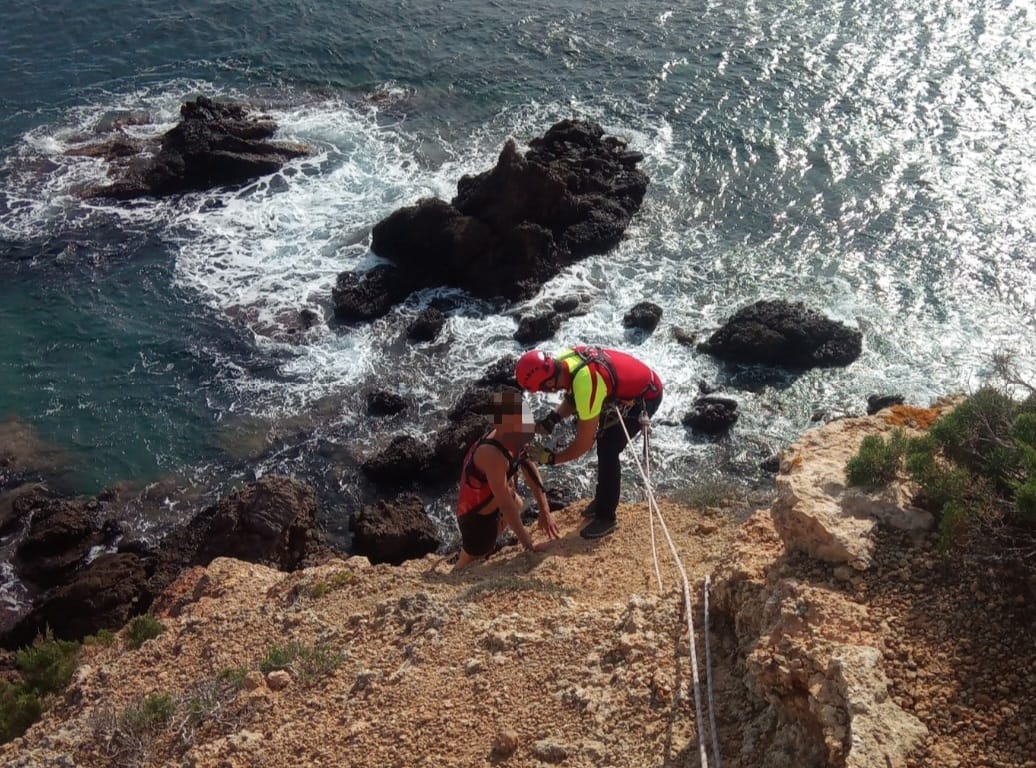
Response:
[515,350,558,392]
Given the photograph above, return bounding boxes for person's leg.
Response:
[582,406,645,538]
[592,421,630,522]
[454,548,478,569]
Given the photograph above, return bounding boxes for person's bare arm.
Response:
[520,462,559,539]
[482,449,538,551]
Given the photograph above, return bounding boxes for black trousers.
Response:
[593,394,663,522]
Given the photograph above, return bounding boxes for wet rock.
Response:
[0,483,45,537]
[13,493,102,588]
[867,394,905,415]
[671,326,697,347]
[622,301,663,333]
[407,307,447,342]
[432,414,489,473]
[84,96,312,199]
[698,299,862,369]
[352,120,648,318]
[7,553,149,647]
[360,435,438,487]
[366,390,407,417]
[760,454,781,473]
[514,312,562,344]
[682,395,739,435]
[193,476,326,568]
[332,264,417,321]
[349,493,441,565]
[476,356,519,388]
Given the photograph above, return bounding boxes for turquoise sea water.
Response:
[1,0,1034,541]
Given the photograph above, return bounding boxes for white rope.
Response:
[641,409,664,591]
[615,407,710,768]
[703,575,721,768]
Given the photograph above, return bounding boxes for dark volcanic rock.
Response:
[476,356,519,389]
[672,327,697,347]
[514,312,562,344]
[623,301,663,333]
[433,413,489,471]
[698,300,862,369]
[188,476,327,569]
[13,493,103,588]
[367,390,408,417]
[349,493,441,565]
[332,264,417,321]
[360,435,438,487]
[8,553,150,647]
[867,394,905,415]
[1,476,333,649]
[407,307,447,342]
[682,395,739,435]
[354,119,648,317]
[85,96,312,199]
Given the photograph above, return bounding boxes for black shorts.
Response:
[458,509,501,557]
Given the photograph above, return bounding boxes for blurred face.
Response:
[495,397,535,444]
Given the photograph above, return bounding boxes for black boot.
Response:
[580,517,617,539]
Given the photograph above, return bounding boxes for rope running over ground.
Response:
[616,408,711,768]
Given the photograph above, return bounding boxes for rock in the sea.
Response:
[698,299,862,369]
[349,493,440,565]
[84,96,312,199]
[622,301,663,333]
[682,395,739,434]
[407,307,447,342]
[345,119,648,318]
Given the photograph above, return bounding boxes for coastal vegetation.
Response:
[0,629,78,742]
[847,375,1036,570]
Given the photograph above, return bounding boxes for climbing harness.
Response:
[615,405,718,768]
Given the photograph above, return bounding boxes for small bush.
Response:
[126,615,165,649]
[0,681,43,743]
[259,642,342,685]
[929,388,1020,487]
[216,667,248,690]
[845,430,908,487]
[308,570,354,599]
[15,629,80,697]
[120,694,174,734]
[1015,476,1036,522]
[83,629,117,648]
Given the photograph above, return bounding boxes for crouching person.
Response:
[454,391,560,569]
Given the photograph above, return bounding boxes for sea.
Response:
[1,0,1034,579]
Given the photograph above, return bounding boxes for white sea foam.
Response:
[1,44,1034,503]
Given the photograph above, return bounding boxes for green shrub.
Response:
[83,629,117,648]
[117,693,174,737]
[126,615,165,649]
[0,630,81,744]
[259,642,342,684]
[0,681,43,743]
[14,629,80,696]
[845,430,908,487]
[929,388,1020,486]
[1015,475,1036,522]
[216,667,248,690]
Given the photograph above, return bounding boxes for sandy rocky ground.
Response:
[2,405,1034,768]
